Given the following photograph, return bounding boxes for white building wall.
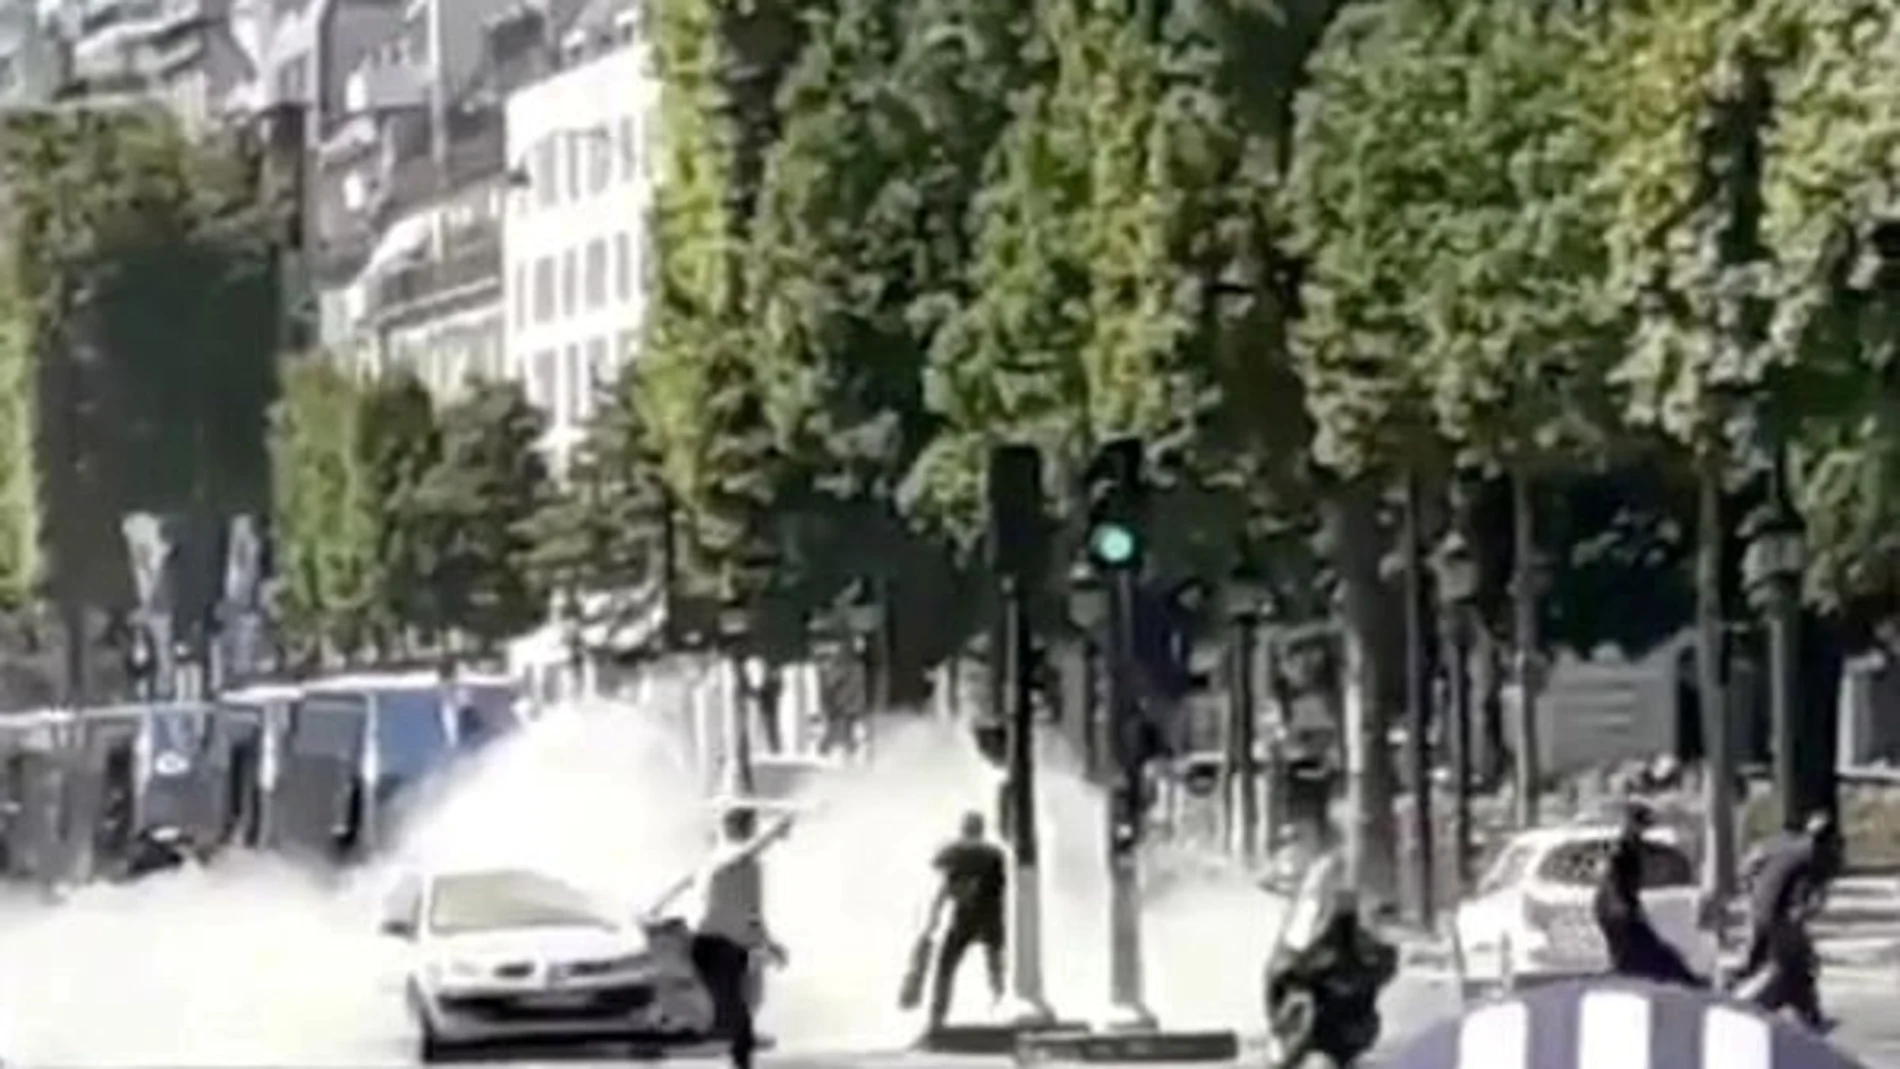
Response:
[503,40,655,473]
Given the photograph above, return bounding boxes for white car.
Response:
[1452,823,1715,997]
[381,867,717,1061]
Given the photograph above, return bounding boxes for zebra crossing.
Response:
[1378,981,1855,1069]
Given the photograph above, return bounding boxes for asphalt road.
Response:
[404,970,1900,1067]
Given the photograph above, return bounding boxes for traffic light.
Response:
[972,718,1007,766]
[987,444,1048,582]
[1084,438,1146,571]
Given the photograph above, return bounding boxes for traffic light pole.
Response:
[1000,574,1054,1025]
[1104,566,1157,1033]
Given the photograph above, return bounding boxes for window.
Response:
[583,239,607,309]
[585,337,609,418]
[1536,838,1696,889]
[618,115,637,182]
[533,257,555,323]
[561,249,578,317]
[589,132,611,194]
[565,135,582,201]
[563,344,583,426]
[290,697,367,759]
[536,139,556,207]
[531,350,558,410]
[613,232,631,301]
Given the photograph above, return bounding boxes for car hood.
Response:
[427,924,646,964]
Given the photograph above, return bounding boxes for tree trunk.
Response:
[1509,470,1541,827]
[1326,478,1398,910]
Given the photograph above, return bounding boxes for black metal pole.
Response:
[1229,612,1259,864]
[1448,605,1474,893]
[1004,576,1039,867]
[1401,471,1435,927]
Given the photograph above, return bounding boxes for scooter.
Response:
[1262,853,1398,1069]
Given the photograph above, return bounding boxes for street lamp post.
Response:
[717,598,755,797]
[1434,530,1481,895]
[1223,575,1271,865]
[1746,460,1806,830]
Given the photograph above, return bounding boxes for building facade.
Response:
[0,0,62,107]
[51,0,262,128]
[502,0,648,470]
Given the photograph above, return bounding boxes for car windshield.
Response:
[1536,837,1696,888]
[427,870,613,935]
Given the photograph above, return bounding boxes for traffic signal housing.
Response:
[1084,438,1146,571]
[987,444,1049,583]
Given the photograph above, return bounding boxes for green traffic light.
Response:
[1090,523,1138,566]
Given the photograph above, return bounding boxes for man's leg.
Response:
[979,921,1006,1004]
[929,923,975,1030]
[693,936,756,1069]
[1736,920,1773,981]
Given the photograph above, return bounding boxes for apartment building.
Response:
[50,0,261,128]
[0,0,61,106]
[502,0,649,471]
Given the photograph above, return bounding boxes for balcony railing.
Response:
[371,233,501,317]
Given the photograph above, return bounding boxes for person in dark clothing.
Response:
[925,811,1008,1028]
[1594,801,1699,986]
[1735,810,1839,1028]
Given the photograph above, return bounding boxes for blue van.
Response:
[273,671,522,863]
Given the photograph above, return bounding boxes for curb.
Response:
[1018,1030,1240,1063]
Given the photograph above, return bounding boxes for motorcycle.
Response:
[1262,853,1398,1069]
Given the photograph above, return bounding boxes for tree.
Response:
[746,0,1037,676]
[1757,3,1900,624]
[523,361,669,625]
[268,359,376,658]
[906,0,1094,548]
[356,372,442,647]
[414,380,550,651]
[0,264,39,608]
[0,107,280,691]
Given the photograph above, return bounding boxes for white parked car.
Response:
[1452,823,1715,996]
[381,867,718,1062]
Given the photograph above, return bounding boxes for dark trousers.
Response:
[1741,922,1824,1028]
[692,934,756,1069]
[930,914,1004,1027]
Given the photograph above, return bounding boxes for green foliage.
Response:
[0,269,39,606]
[414,380,551,650]
[269,358,376,650]
[522,362,668,609]
[1289,0,1622,477]
[907,0,1093,547]
[1757,3,1900,612]
[357,373,443,640]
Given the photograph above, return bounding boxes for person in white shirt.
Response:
[653,805,794,1069]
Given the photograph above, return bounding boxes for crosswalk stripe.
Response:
[1455,997,1530,1069]
[1702,1003,1771,1069]
[1580,988,1653,1069]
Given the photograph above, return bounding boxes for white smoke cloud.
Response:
[0,685,1283,1065]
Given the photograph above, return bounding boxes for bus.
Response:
[272,671,523,863]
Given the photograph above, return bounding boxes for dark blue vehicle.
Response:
[271,671,523,864]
